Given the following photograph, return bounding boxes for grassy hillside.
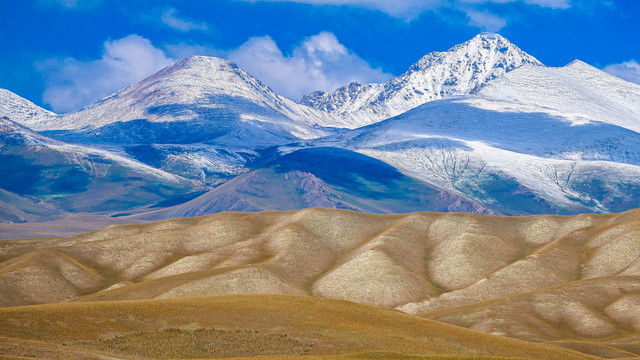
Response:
[0,294,599,360]
[1,208,639,358]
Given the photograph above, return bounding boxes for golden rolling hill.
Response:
[1,208,639,359]
[0,294,601,360]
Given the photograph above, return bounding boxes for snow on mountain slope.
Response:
[0,115,60,147]
[0,89,58,129]
[124,143,257,184]
[2,34,640,218]
[347,96,640,166]
[307,93,640,214]
[0,116,197,214]
[477,60,640,133]
[0,56,345,186]
[135,147,489,221]
[301,33,542,128]
[0,116,186,182]
[35,56,335,146]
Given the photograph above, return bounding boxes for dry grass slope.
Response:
[1,208,640,358]
[0,294,600,360]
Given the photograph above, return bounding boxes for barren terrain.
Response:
[1,208,639,359]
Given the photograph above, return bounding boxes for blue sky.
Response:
[1,0,639,113]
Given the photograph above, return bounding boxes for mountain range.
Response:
[1,33,640,236]
[300,32,543,128]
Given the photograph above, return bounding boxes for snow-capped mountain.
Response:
[0,116,197,214]
[123,143,257,184]
[136,147,488,221]
[478,60,640,133]
[0,89,58,129]
[305,61,640,214]
[35,56,336,146]
[301,33,542,128]
[2,33,640,230]
[12,56,345,185]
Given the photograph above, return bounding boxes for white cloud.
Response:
[227,32,391,101]
[464,9,507,31]
[47,0,79,6]
[163,43,222,60]
[603,60,640,85]
[39,32,390,112]
[238,0,571,29]
[459,0,569,9]
[161,8,209,32]
[459,0,569,30]
[40,35,175,113]
[239,0,571,17]
[523,0,569,7]
[238,0,441,17]
[37,0,101,10]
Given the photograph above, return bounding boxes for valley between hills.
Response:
[1,208,639,359]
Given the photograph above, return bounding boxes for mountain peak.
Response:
[38,53,333,144]
[466,33,521,50]
[55,54,280,131]
[0,89,58,131]
[476,32,502,40]
[167,55,235,72]
[301,33,543,128]
[145,55,245,86]
[412,33,540,70]
[565,59,594,70]
[473,32,514,42]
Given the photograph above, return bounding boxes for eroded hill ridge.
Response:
[1,208,640,355]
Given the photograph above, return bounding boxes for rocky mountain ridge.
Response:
[300,33,543,128]
[1,33,639,232]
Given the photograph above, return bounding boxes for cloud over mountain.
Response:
[37,0,102,10]
[237,0,571,26]
[39,35,175,113]
[39,32,389,112]
[161,8,210,32]
[603,60,640,85]
[227,32,391,101]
